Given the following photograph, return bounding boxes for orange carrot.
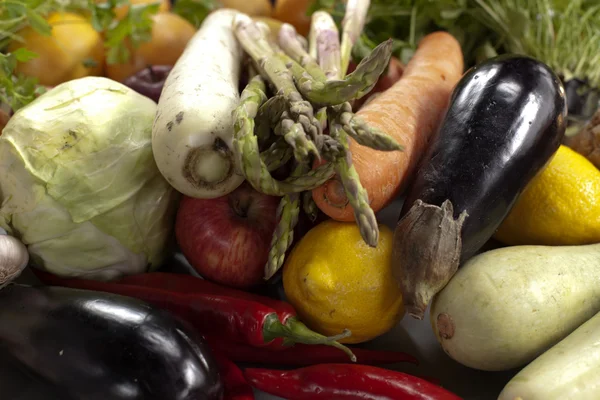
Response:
[312,32,464,221]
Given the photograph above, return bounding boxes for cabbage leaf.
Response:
[0,76,178,280]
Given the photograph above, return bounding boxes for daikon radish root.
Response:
[153,9,245,199]
[312,32,464,220]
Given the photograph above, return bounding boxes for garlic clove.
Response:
[0,235,29,288]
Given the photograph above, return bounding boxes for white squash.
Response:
[499,311,600,400]
[430,243,600,371]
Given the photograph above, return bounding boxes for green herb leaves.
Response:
[172,0,221,27]
[0,0,167,112]
[0,49,45,112]
[0,0,57,49]
[89,0,161,64]
[473,0,600,89]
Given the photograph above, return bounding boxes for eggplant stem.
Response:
[391,199,467,320]
[146,65,158,83]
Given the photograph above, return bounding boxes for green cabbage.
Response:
[0,76,179,280]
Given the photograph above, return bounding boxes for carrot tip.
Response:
[321,178,348,208]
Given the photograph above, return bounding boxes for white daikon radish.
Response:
[498,311,600,400]
[430,243,600,371]
[153,9,245,199]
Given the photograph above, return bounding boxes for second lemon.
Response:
[494,145,600,246]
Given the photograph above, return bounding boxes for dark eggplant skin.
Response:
[402,54,567,259]
[562,77,599,123]
[392,54,567,320]
[0,284,223,400]
[123,65,173,104]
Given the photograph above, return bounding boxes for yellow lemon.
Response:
[283,220,404,344]
[494,145,600,246]
[9,12,104,87]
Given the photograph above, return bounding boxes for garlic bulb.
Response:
[0,235,29,288]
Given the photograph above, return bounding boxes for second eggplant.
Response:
[0,284,223,400]
[392,54,567,320]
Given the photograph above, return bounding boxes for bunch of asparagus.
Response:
[231,0,404,280]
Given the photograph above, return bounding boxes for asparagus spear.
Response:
[255,95,323,154]
[319,0,401,151]
[340,0,371,75]
[277,23,326,151]
[302,190,319,222]
[255,95,287,146]
[283,39,393,106]
[308,12,319,60]
[291,1,387,106]
[264,191,300,280]
[322,134,346,162]
[312,3,379,247]
[296,33,309,51]
[264,163,306,280]
[316,106,328,131]
[311,11,342,81]
[330,121,379,247]
[278,23,327,81]
[261,22,329,276]
[275,115,320,163]
[261,138,293,171]
[233,14,323,144]
[335,102,403,151]
[232,75,335,196]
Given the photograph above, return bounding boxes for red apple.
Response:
[175,182,280,289]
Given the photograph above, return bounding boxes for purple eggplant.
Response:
[0,284,223,400]
[392,54,567,319]
[562,77,599,124]
[123,65,173,103]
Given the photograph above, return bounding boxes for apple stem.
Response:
[231,199,244,218]
[230,192,251,218]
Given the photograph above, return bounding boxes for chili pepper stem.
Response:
[262,314,357,362]
[205,335,419,366]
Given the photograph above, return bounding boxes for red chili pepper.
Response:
[34,270,356,360]
[213,352,255,400]
[205,335,418,366]
[117,272,313,349]
[244,364,464,400]
[117,272,296,322]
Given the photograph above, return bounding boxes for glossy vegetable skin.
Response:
[393,54,568,319]
[244,364,463,400]
[123,65,173,103]
[0,284,223,400]
[34,270,356,358]
[213,352,255,400]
